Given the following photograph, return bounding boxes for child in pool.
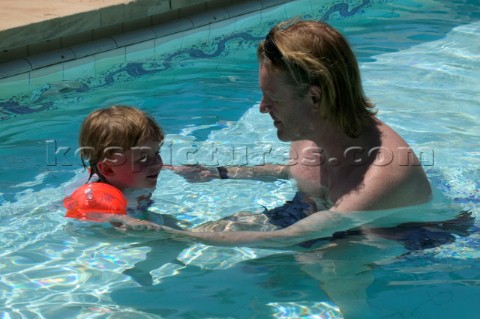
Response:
[65,105,179,230]
[64,105,191,286]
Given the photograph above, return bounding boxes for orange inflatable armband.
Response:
[63,183,127,221]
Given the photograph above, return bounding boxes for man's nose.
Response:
[259,97,270,113]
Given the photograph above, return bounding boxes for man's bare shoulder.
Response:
[333,121,432,211]
[356,160,431,211]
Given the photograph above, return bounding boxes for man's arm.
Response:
[84,213,162,231]
[160,208,399,248]
[218,165,289,180]
[164,164,289,182]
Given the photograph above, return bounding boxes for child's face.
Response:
[101,139,163,191]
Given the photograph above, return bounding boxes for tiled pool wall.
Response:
[0,0,273,64]
[0,0,294,92]
[0,0,375,99]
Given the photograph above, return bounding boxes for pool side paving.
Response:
[0,0,290,78]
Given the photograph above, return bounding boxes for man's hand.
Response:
[107,214,161,231]
[164,164,219,182]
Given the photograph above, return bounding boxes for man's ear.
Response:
[96,160,115,177]
[309,86,322,109]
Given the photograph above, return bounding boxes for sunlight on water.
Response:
[268,301,342,319]
[178,244,288,270]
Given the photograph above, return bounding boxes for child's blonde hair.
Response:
[79,105,164,173]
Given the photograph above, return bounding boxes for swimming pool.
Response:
[0,0,479,317]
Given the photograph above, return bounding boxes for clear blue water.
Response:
[0,0,479,318]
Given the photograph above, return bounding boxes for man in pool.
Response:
[117,20,472,318]
[156,19,438,243]
[164,19,473,318]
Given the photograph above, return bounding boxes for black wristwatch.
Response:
[216,166,229,179]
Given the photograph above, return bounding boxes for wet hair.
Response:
[257,19,376,137]
[79,105,164,174]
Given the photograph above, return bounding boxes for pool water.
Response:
[1,0,479,318]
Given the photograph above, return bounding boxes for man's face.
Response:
[102,139,163,191]
[258,63,317,141]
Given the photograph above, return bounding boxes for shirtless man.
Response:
[126,20,470,318]
[161,19,433,247]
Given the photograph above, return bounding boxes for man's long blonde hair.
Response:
[257,19,376,137]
